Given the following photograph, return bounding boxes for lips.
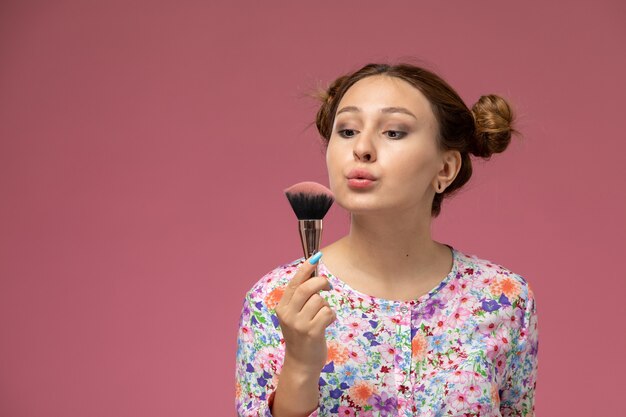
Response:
[347,168,377,180]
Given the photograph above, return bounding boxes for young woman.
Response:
[235,62,539,417]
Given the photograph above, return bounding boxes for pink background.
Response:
[1,1,624,416]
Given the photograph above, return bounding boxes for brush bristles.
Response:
[284,181,334,220]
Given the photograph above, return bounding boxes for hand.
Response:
[275,252,336,374]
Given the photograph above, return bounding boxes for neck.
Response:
[340,206,444,284]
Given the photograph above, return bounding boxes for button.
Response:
[400,305,409,313]
[403,389,412,397]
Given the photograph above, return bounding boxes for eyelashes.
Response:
[384,130,407,140]
[337,129,356,138]
[337,129,408,140]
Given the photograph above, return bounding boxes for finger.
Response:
[289,276,331,313]
[278,252,323,307]
[310,304,336,334]
[298,293,327,322]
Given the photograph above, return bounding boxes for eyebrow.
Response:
[336,105,418,120]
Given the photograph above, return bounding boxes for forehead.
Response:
[337,75,433,116]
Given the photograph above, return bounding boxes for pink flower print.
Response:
[465,382,481,400]
[339,331,357,344]
[463,294,481,311]
[252,353,271,373]
[441,281,461,298]
[494,352,507,376]
[501,304,522,328]
[337,406,355,416]
[390,313,410,326]
[494,325,511,354]
[396,395,410,411]
[449,306,470,327]
[468,370,484,382]
[449,390,471,411]
[448,369,470,384]
[238,325,253,343]
[255,346,284,372]
[379,343,398,362]
[485,335,504,361]
[469,400,488,414]
[345,343,367,364]
[346,317,367,331]
[477,316,501,335]
[432,315,447,334]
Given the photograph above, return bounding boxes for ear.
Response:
[432,149,462,192]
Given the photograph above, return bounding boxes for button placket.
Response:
[395,302,413,408]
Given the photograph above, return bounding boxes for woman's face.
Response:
[326,74,446,215]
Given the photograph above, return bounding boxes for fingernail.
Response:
[309,251,323,265]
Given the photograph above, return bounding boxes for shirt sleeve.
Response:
[499,283,539,417]
[235,290,280,416]
[235,288,321,417]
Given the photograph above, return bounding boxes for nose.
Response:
[353,130,376,162]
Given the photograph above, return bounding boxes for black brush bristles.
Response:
[284,181,334,220]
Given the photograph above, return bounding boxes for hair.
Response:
[308,62,520,218]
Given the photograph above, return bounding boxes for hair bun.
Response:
[470,94,517,158]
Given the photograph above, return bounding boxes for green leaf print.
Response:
[253,311,267,325]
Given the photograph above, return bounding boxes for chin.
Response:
[335,196,389,214]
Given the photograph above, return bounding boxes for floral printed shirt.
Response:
[235,245,539,416]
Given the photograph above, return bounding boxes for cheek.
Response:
[326,140,345,167]
[382,149,438,189]
[325,144,342,187]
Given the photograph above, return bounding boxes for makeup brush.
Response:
[284,181,334,277]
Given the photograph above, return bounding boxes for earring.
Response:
[436,182,443,193]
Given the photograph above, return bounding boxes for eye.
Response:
[384,130,407,139]
[337,129,357,138]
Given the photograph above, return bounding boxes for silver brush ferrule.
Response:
[298,219,323,277]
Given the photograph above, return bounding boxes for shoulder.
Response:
[454,248,536,307]
[244,256,305,312]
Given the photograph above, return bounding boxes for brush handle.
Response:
[298,219,322,277]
